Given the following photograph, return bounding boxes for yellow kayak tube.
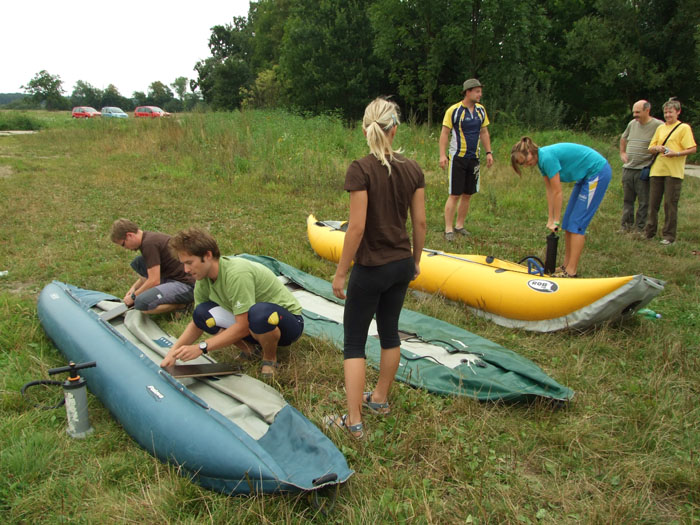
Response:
[307,215,665,332]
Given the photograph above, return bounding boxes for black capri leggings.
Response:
[343,257,415,359]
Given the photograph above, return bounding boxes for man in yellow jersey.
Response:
[439,78,494,241]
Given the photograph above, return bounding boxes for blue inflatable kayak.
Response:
[37,281,353,495]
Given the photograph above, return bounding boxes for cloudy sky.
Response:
[0,0,250,96]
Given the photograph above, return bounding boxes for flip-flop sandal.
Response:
[324,414,364,439]
[363,391,391,415]
[261,360,279,378]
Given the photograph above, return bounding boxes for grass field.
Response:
[1,110,698,524]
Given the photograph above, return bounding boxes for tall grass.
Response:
[0,110,79,131]
[0,111,44,131]
[1,111,698,524]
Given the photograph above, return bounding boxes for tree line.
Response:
[7,71,200,113]
[194,0,698,132]
[8,0,698,133]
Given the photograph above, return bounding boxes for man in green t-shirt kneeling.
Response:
[160,228,304,378]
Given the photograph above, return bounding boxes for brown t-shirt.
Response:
[344,154,425,266]
[140,231,194,285]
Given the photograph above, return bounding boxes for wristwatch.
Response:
[130,293,136,300]
[199,341,208,354]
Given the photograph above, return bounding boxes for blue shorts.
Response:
[561,163,611,235]
[193,301,304,347]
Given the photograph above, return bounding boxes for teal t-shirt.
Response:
[537,143,608,183]
[194,257,302,316]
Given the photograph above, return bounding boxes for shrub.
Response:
[0,111,43,131]
[489,76,566,131]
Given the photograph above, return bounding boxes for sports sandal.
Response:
[324,414,364,439]
[261,360,279,378]
[363,391,391,415]
[237,345,262,361]
[454,227,471,236]
[552,269,578,278]
[444,231,454,242]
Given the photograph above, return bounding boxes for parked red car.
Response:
[134,106,170,118]
[72,106,101,118]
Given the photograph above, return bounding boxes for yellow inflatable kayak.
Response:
[307,215,665,332]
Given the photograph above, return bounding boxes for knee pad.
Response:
[247,303,281,335]
[248,303,304,346]
[193,301,235,334]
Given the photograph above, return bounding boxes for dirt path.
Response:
[685,164,700,179]
[0,130,38,136]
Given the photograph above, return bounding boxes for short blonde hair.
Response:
[362,97,403,175]
[662,97,681,111]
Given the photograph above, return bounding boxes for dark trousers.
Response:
[343,257,415,359]
[621,167,649,231]
[644,176,683,242]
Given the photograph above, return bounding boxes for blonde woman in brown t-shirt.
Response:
[326,98,427,439]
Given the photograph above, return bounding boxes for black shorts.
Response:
[448,156,480,195]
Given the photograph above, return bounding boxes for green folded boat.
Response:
[239,254,574,403]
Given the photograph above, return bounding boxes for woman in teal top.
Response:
[511,138,611,277]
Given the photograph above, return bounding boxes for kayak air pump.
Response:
[544,232,559,275]
[48,361,97,439]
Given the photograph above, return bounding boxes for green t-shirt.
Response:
[194,257,302,316]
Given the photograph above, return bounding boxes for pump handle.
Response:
[48,361,97,377]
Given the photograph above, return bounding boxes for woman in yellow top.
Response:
[644,98,696,245]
